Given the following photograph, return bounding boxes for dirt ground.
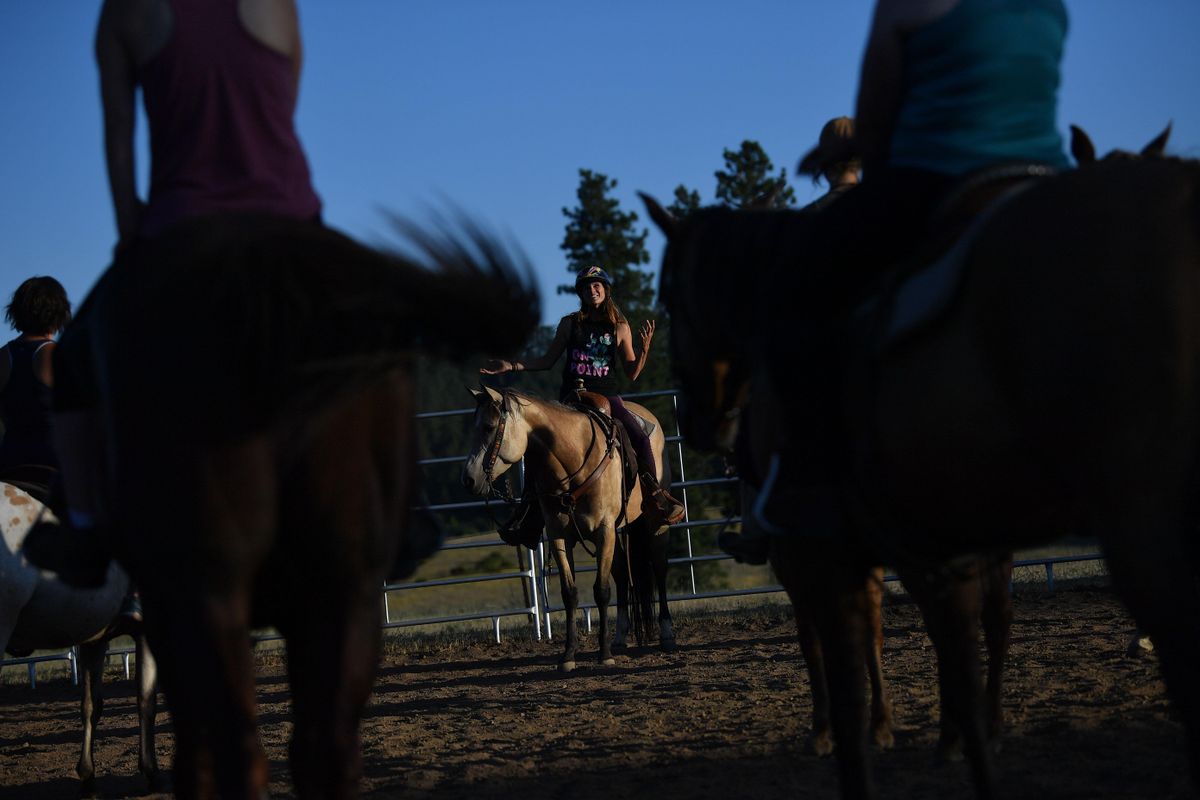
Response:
[0,585,1191,800]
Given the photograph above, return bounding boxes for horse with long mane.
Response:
[32,215,539,798]
[1,478,159,795]
[643,127,1200,799]
[461,386,675,670]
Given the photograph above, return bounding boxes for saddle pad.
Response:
[629,411,656,439]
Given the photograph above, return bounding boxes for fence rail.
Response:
[2,388,1106,685]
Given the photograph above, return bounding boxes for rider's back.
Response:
[123,0,320,237]
[0,340,56,470]
[889,0,1070,175]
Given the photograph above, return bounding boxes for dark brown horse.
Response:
[739,407,1012,763]
[69,215,538,798]
[643,129,1200,799]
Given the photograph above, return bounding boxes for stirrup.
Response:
[498,499,542,549]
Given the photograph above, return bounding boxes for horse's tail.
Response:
[287,213,540,363]
[366,212,542,361]
[107,213,541,432]
[626,518,658,646]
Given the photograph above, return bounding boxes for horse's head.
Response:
[461,385,528,495]
[1070,123,1172,165]
[642,193,752,454]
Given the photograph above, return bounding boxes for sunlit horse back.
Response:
[462,387,676,669]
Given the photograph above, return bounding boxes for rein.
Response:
[481,391,628,558]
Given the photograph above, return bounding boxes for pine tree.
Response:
[666,184,702,219]
[560,169,654,314]
[714,140,796,209]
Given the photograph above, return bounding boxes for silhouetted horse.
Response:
[2,479,159,796]
[61,215,538,798]
[643,126,1200,800]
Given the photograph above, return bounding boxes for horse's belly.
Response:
[871,330,1066,541]
[7,564,127,652]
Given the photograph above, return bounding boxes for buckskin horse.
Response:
[642,126,1200,800]
[45,215,539,798]
[460,387,676,670]
[2,478,159,796]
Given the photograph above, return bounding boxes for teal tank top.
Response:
[888,0,1070,176]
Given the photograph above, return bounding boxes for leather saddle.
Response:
[863,163,1057,354]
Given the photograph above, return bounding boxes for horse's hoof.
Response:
[612,639,628,652]
[660,636,677,653]
[601,657,616,667]
[811,731,835,758]
[78,777,98,799]
[559,660,576,673]
[873,727,895,750]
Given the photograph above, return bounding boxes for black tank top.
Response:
[560,316,619,400]
[0,338,57,469]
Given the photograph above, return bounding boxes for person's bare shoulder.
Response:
[98,0,172,64]
[872,0,960,36]
[239,0,301,59]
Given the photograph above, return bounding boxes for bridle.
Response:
[477,391,520,503]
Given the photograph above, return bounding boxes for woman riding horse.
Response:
[481,265,684,537]
[25,0,327,585]
[755,0,1072,540]
[1,276,70,472]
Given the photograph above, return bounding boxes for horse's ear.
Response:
[467,386,485,402]
[1141,122,1172,158]
[640,192,678,240]
[484,385,504,405]
[1069,125,1096,165]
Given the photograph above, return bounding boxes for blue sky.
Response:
[2,1,1198,328]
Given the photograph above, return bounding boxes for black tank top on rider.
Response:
[0,338,57,470]
[559,315,619,401]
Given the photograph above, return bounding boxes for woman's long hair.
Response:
[575,290,626,327]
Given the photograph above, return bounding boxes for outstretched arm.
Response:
[96,0,141,249]
[855,0,958,171]
[481,316,571,375]
[620,319,655,382]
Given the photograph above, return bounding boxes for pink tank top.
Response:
[137,0,322,237]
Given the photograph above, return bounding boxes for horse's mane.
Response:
[503,388,575,415]
[663,206,809,338]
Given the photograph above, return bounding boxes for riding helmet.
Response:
[575,265,613,289]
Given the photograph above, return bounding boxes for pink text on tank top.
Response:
[137,0,322,238]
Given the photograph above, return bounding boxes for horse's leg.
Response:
[612,535,630,650]
[865,567,895,750]
[149,584,265,800]
[549,537,580,672]
[778,540,876,800]
[1097,500,1200,788]
[75,639,106,798]
[798,603,835,757]
[773,541,833,756]
[652,527,676,651]
[284,588,381,800]
[135,631,162,792]
[979,555,1013,748]
[593,525,617,666]
[901,565,995,799]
